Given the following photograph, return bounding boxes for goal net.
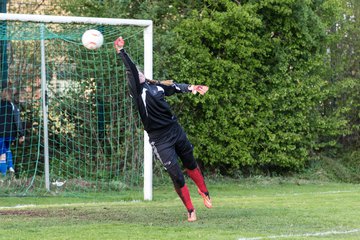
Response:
[0,14,154,199]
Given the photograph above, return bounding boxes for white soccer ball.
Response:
[82,29,104,50]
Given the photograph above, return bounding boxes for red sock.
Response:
[187,167,208,194]
[175,184,194,211]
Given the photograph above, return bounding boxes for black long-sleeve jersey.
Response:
[118,49,191,134]
[0,100,24,138]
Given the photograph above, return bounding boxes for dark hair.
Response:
[146,79,174,86]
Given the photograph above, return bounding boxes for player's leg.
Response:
[5,140,14,173]
[150,140,196,221]
[0,138,7,177]
[175,129,212,208]
[6,150,14,173]
[184,161,212,209]
[167,164,196,221]
[0,153,6,177]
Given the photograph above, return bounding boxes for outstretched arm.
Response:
[157,80,209,96]
[114,37,142,96]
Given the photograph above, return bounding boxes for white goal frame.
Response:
[0,13,154,201]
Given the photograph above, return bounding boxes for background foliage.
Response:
[15,0,360,177]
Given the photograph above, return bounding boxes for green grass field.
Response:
[1,178,360,240]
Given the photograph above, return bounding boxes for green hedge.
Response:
[167,0,351,172]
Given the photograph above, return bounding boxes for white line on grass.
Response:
[238,229,360,240]
[0,200,142,210]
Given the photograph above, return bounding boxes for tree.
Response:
[326,0,360,149]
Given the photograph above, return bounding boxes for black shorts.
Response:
[149,123,196,170]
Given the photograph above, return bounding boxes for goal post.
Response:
[143,23,153,201]
[0,13,153,200]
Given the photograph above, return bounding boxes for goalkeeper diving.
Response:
[114,37,212,222]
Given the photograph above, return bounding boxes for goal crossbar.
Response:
[0,13,152,27]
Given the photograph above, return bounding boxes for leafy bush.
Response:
[168,0,350,173]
